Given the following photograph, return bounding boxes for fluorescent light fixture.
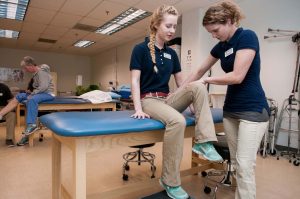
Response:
[0,29,19,39]
[96,7,151,35]
[73,40,95,48]
[0,0,30,21]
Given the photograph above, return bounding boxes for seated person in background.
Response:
[108,81,116,91]
[0,56,55,146]
[0,83,16,147]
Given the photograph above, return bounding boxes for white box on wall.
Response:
[76,75,82,86]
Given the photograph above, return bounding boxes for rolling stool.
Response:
[201,135,236,199]
[122,143,156,181]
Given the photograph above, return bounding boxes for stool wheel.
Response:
[39,133,44,142]
[204,186,211,194]
[201,171,207,177]
[125,165,130,171]
[270,149,277,156]
[122,174,128,181]
[293,160,300,166]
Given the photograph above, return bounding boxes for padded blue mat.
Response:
[40,109,223,137]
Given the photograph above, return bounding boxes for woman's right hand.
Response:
[130,110,150,119]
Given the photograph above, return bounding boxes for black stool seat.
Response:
[214,135,230,160]
[130,143,155,148]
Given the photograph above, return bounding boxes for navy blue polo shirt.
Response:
[0,83,13,106]
[211,28,269,114]
[130,37,181,94]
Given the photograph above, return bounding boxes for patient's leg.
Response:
[0,98,19,118]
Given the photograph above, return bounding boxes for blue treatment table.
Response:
[40,109,224,199]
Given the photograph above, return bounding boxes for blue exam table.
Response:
[40,109,224,199]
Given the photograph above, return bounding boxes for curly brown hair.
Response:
[22,56,37,67]
[202,1,245,27]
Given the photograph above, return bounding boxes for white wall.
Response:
[0,48,91,93]
[181,0,300,107]
[91,38,143,90]
[91,23,183,91]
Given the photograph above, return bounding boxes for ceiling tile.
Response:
[113,26,145,39]
[33,42,54,49]
[87,1,129,22]
[0,19,22,31]
[61,29,90,41]
[79,17,106,27]
[83,32,107,42]
[39,33,60,41]
[50,12,82,28]
[25,7,57,24]
[107,0,142,6]
[18,32,40,43]
[0,0,213,56]
[22,22,47,34]
[135,0,181,12]
[60,0,103,16]
[42,25,69,37]
[29,0,66,11]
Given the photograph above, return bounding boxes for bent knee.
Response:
[188,81,207,92]
[171,114,186,128]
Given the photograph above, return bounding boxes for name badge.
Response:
[225,48,233,57]
[164,53,171,59]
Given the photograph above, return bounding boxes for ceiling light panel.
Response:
[73,40,95,48]
[0,0,30,20]
[96,7,151,35]
[0,28,19,38]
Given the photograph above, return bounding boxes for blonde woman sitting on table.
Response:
[130,5,222,199]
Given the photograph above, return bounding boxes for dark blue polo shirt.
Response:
[130,37,181,94]
[0,83,13,106]
[211,28,269,114]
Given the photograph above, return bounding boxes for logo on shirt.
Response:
[225,48,233,57]
[163,53,171,59]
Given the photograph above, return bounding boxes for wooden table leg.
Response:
[16,104,21,127]
[52,135,62,199]
[72,139,87,199]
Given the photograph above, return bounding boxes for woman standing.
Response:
[130,5,222,199]
[184,1,269,199]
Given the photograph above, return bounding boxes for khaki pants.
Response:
[141,81,217,186]
[3,111,16,142]
[223,117,268,199]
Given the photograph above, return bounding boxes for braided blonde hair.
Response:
[202,1,245,27]
[148,5,178,72]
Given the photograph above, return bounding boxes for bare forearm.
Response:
[204,71,243,85]
[131,83,142,112]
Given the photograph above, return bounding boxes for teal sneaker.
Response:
[159,179,189,199]
[192,142,223,162]
[17,135,29,146]
[23,124,38,136]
